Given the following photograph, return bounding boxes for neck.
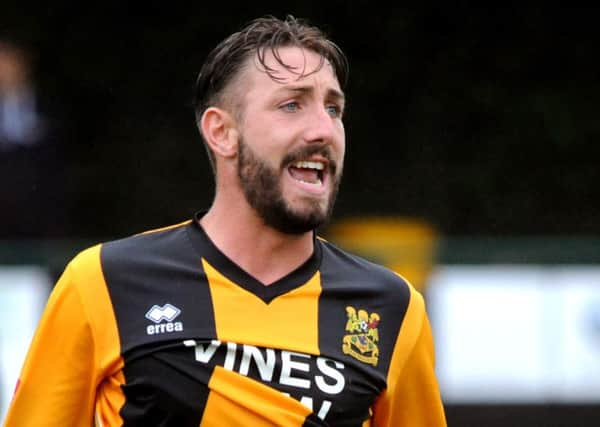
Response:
[199,198,315,286]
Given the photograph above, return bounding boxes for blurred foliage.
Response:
[2,4,599,238]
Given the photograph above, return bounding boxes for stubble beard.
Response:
[237,139,342,235]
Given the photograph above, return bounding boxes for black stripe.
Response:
[101,224,217,352]
[316,239,411,426]
[120,342,209,426]
[302,413,329,426]
[101,223,218,425]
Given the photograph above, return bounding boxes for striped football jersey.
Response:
[5,215,446,426]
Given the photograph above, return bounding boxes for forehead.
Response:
[245,45,341,91]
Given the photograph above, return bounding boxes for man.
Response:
[5,16,446,426]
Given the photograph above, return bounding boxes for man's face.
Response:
[234,46,346,234]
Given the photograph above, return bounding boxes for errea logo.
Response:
[145,303,184,335]
[146,303,181,323]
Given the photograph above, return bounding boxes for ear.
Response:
[200,107,239,159]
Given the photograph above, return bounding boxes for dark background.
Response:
[2,4,599,240]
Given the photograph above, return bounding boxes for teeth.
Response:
[294,161,324,170]
[298,178,322,186]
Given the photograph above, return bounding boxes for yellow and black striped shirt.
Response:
[5,216,446,426]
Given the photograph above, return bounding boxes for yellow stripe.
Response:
[201,366,310,426]
[386,279,424,385]
[73,244,126,425]
[202,259,321,354]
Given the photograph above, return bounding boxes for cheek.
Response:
[248,130,291,161]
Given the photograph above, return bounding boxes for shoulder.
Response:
[318,237,408,284]
[317,237,412,300]
[66,220,192,280]
[100,220,192,263]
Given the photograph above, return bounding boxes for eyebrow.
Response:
[278,85,346,104]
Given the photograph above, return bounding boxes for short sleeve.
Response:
[371,286,446,426]
[4,259,98,426]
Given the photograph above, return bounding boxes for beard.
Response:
[237,139,342,235]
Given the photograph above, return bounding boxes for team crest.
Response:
[342,306,380,366]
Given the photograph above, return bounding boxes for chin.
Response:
[278,203,332,235]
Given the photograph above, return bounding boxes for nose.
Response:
[303,105,341,145]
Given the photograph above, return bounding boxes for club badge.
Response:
[342,306,380,366]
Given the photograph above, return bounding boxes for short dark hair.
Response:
[193,15,349,171]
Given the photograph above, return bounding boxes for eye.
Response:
[326,104,343,118]
[280,101,300,112]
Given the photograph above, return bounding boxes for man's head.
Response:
[194,16,348,234]
[194,15,348,169]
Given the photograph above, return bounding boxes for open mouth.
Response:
[287,160,325,186]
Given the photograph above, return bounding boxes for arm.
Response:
[371,286,446,426]
[4,259,98,426]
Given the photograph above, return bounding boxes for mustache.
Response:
[281,145,338,174]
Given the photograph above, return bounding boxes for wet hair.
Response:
[193,15,349,172]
